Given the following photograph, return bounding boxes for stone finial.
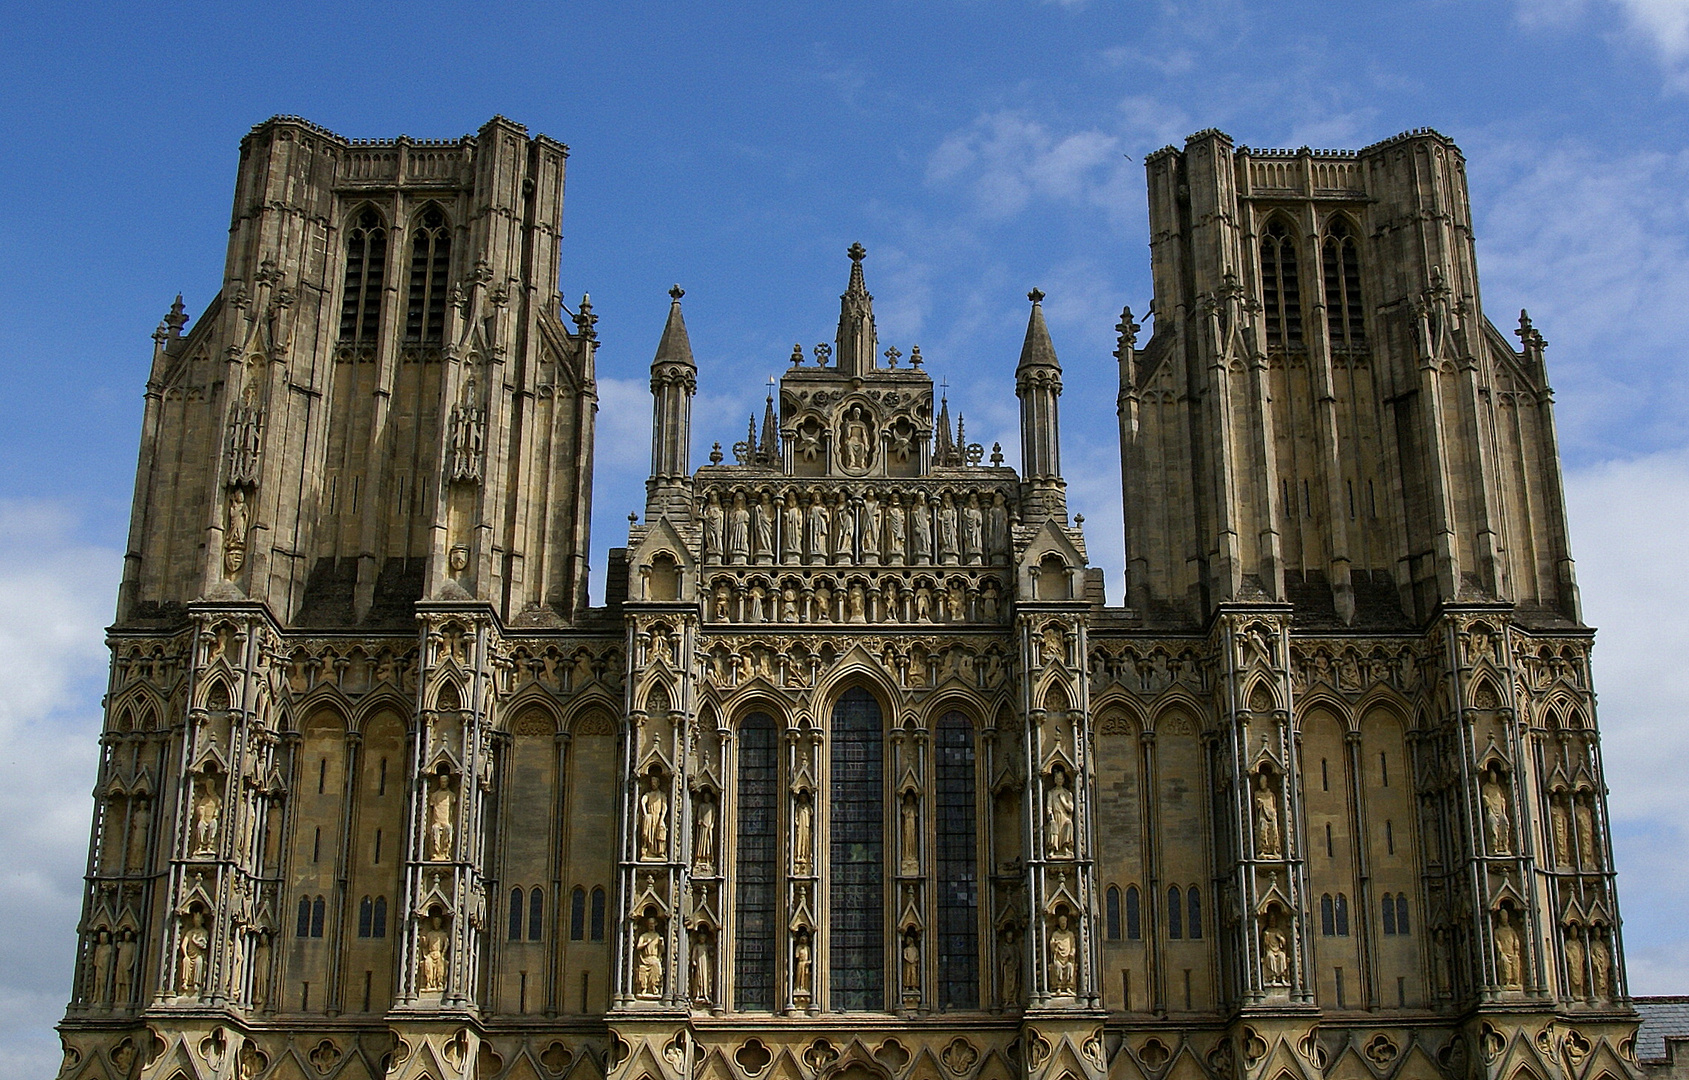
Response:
[848,242,867,264]
[670,284,685,301]
[1028,288,1045,305]
[790,344,804,367]
[1115,305,1141,353]
[573,293,598,340]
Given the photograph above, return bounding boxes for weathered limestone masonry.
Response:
[59,118,1638,1080]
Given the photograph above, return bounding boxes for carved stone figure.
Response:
[961,493,984,564]
[1481,769,1511,855]
[114,930,136,1005]
[781,492,802,563]
[693,791,717,874]
[1591,933,1612,1000]
[178,912,208,995]
[861,493,881,562]
[427,774,455,860]
[842,406,871,471]
[419,916,448,991]
[806,493,829,564]
[793,792,814,873]
[900,792,919,874]
[89,930,112,1004]
[887,497,907,562]
[636,916,665,998]
[847,583,866,623]
[902,931,921,991]
[1000,926,1022,1005]
[937,493,959,563]
[1254,773,1281,857]
[1494,909,1523,989]
[1564,929,1586,998]
[691,932,713,1002]
[988,492,1010,563]
[1576,799,1597,866]
[754,493,775,564]
[830,492,851,562]
[702,492,725,560]
[1263,926,1290,986]
[727,493,751,564]
[192,775,222,856]
[1045,769,1075,859]
[1048,915,1077,994]
[794,931,813,994]
[915,583,934,622]
[640,773,669,860]
[1551,798,1572,866]
[223,487,248,578]
[910,494,932,563]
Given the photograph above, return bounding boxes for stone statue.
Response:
[693,791,717,874]
[847,583,866,623]
[753,493,775,563]
[793,793,814,874]
[794,931,813,993]
[1591,933,1612,999]
[89,930,112,1004]
[702,492,725,560]
[781,583,799,622]
[178,912,208,995]
[640,773,669,860]
[910,494,932,563]
[1564,929,1586,998]
[915,584,933,623]
[223,487,248,577]
[1048,915,1077,994]
[114,930,136,1004]
[1481,769,1511,855]
[691,932,713,1002]
[842,406,871,471]
[1263,926,1290,986]
[860,493,881,562]
[419,915,448,991]
[988,492,1010,563]
[192,776,222,856]
[1045,769,1075,859]
[1254,773,1281,857]
[830,492,851,561]
[727,493,751,564]
[781,492,802,563]
[1576,799,1596,866]
[636,916,665,998]
[1494,909,1523,988]
[937,493,959,563]
[806,493,829,565]
[747,583,766,623]
[902,931,921,991]
[1000,927,1022,1005]
[427,774,455,860]
[961,493,984,564]
[900,792,920,874]
[887,497,907,562]
[1551,798,1572,866]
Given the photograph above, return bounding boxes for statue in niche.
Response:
[89,929,112,1004]
[1481,767,1511,855]
[915,583,934,623]
[1551,797,1572,866]
[830,492,851,561]
[635,915,665,998]
[727,492,751,564]
[962,493,984,564]
[806,492,829,564]
[900,792,920,874]
[982,580,1001,623]
[748,583,767,623]
[1041,626,1065,667]
[793,930,813,995]
[814,583,833,623]
[1047,914,1077,995]
[223,487,248,578]
[910,493,932,563]
[793,792,814,873]
[1254,773,1282,857]
[640,773,669,861]
[1576,798,1597,865]
[127,798,151,872]
[1000,926,1022,1004]
[1591,933,1612,999]
[754,493,775,564]
[937,492,959,563]
[988,492,1010,563]
[1045,768,1075,859]
[177,911,209,995]
[842,406,871,471]
[702,492,725,560]
[861,493,881,562]
[1494,909,1523,989]
[847,583,866,623]
[887,496,907,562]
[419,915,448,991]
[691,931,713,1002]
[192,774,222,856]
[1466,624,1494,666]
[781,583,799,622]
[1262,926,1290,986]
[902,930,921,991]
[114,929,136,1004]
[782,492,802,563]
[693,791,717,874]
[428,774,456,861]
[1564,929,1586,998]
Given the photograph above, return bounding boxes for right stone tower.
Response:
[1107,126,1633,1079]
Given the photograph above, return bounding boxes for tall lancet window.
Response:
[1260,218,1303,349]
[830,687,884,1010]
[405,206,451,344]
[1322,217,1367,349]
[935,710,979,1010]
[734,713,778,1010]
[339,208,387,343]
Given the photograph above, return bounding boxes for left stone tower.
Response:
[61,116,606,1080]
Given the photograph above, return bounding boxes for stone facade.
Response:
[58,117,1643,1080]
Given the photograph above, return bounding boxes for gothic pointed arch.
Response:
[1259,214,1304,349]
[1320,213,1366,349]
[339,204,388,344]
[404,202,452,344]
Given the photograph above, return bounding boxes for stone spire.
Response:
[647,285,697,519]
[834,242,878,377]
[1016,289,1065,516]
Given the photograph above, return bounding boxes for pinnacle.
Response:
[653,286,695,368]
[1016,288,1060,373]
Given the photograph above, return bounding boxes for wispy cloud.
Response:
[1516,0,1689,86]
[926,110,1132,221]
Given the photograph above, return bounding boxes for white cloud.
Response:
[0,500,120,1078]
[1564,450,1689,991]
[926,111,1132,221]
[1516,0,1689,84]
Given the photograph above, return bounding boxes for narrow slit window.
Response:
[1335,893,1350,936]
[590,887,606,942]
[570,887,586,941]
[373,896,387,938]
[734,712,778,1010]
[1187,886,1202,940]
[311,896,325,938]
[1167,886,1183,940]
[529,886,544,942]
[1106,887,1122,941]
[359,896,373,938]
[1125,886,1142,940]
[509,887,525,941]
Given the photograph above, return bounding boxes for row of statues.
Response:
[709,574,1005,626]
[701,488,1013,567]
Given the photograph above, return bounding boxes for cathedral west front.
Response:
[57,115,1644,1080]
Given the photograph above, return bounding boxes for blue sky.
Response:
[2,0,1687,1072]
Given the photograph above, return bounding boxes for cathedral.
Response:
[58,115,1645,1080]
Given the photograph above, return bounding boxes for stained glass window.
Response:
[735,712,778,1010]
[936,711,978,1009]
[830,688,884,1010]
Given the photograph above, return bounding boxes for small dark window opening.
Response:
[509,887,525,941]
[1395,894,1410,935]
[590,887,606,942]
[311,896,325,938]
[529,886,544,941]
[1125,886,1142,940]
[1187,886,1202,940]
[1321,894,1335,936]
[297,897,311,937]
[1335,892,1350,936]
[570,887,586,940]
[359,896,373,938]
[1167,886,1183,939]
[1106,887,1122,941]
[373,896,387,938]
